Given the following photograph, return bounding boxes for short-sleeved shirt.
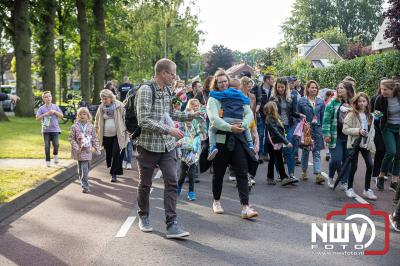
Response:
[118,83,134,102]
[36,104,62,133]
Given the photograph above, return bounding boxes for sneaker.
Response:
[267,178,276,185]
[187,191,196,201]
[328,178,334,189]
[207,145,218,161]
[54,155,59,164]
[122,161,127,169]
[166,221,190,239]
[295,158,301,166]
[389,213,400,232]
[46,161,51,167]
[281,177,298,186]
[249,176,256,185]
[301,171,308,181]
[363,189,377,200]
[389,182,398,192]
[339,182,348,191]
[111,175,117,183]
[138,215,153,232]
[212,200,224,214]
[241,206,258,219]
[289,175,299,185]
[82,188,90,193]
[346,188,357,198]
[315,174,325,185]
[376,177,385,191]
[228,175,236,182]
[126,163,132,170]
[177,186,182,196]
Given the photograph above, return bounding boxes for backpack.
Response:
[124,82,156,139]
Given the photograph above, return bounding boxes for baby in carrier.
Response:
[207,78,254,161]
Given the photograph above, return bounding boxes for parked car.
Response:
[0,85,17,111]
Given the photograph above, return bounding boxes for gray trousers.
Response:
[136,146,178,226]
[78,160,89,189]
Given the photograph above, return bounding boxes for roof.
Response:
[226,63,255,76]
[304,39,342,58]
[372,18,394,51]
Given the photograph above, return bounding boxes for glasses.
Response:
[165,71,176,78]
[217,80,228,85]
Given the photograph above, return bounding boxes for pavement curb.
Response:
[0,154,105,222]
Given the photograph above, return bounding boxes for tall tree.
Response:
[384,0,400,50]
[13,0,33,116]
[204,45,234,75]
[92,0,107,104]
[34,0,57,102]
[76,0,91,103]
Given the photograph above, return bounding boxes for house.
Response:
[372,17,395,53]
[297,38,342,68]
[0,53,15,84]
[226,63,255,78]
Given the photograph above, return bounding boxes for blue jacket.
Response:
[209,88,250,105]
[298,97,325,151]
[210,88,250,120]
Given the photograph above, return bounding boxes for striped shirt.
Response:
[136,80,191,153]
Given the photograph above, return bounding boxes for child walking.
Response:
[264,101,298,186]
[177,99,205,201]
[35,91,64,167]
[207,78,254,160]
[69,107,101,193]
[342,92,377,200]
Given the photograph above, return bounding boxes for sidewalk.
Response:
[0,159,75,169]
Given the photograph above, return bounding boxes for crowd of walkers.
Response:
[34,58,400,237]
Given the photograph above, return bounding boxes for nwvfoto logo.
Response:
[311,204,390,255]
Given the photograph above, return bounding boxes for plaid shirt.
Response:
[322,98,342,148]
[136,80,191,153]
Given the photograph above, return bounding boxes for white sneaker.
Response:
[228,176,236,182]
[339,182,348,191]
[126,163,132,170]
[122,161,127,169]
[241,206,258,219]
[46,161,51,167]
[54,155,59,164]
[328,178,334,189]
[363,189,377,200]
[346,188,357,198]
[213,200,224,214]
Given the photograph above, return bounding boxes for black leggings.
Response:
[266,143,288,180]
[103,136,125,175]
[373,131,385,177]
[348,148,373,190]
[212,135,249,205]
[178,162,198,192]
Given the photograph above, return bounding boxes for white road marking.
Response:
[115,216,136,238]
[154,170,162,179]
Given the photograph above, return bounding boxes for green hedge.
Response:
[296,51,400,96]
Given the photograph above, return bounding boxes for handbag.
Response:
[268,131,283,150]
[301,120,313,147]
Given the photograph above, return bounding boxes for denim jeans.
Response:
[43,132,59,162]
[328,135,350,183]
[178,161,198,192]
[78,160,90,189]
[381,124,400,176]
[301,149,321,174]
[256,115,266,155]
[283,125,296,175]
[124,141,133,163]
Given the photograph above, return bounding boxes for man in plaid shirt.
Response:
[135,58,199,239]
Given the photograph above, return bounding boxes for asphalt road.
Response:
[0,149,399,265]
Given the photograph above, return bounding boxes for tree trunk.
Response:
[76,0,91,104]
[39,0,57,102]
[57,1,68,103]
[92,0,106,104]
[13,0,33,117]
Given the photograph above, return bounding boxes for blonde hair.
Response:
[42,91,51,98]
[76,107,92,123]
[264,101,283,123]
[240,76,254,88]
[100,89,116,101]
[210,69,230,91]
[271,77,291,102]
[229,78,241,89]
[305,80,320,98]
[186,98,200,112]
